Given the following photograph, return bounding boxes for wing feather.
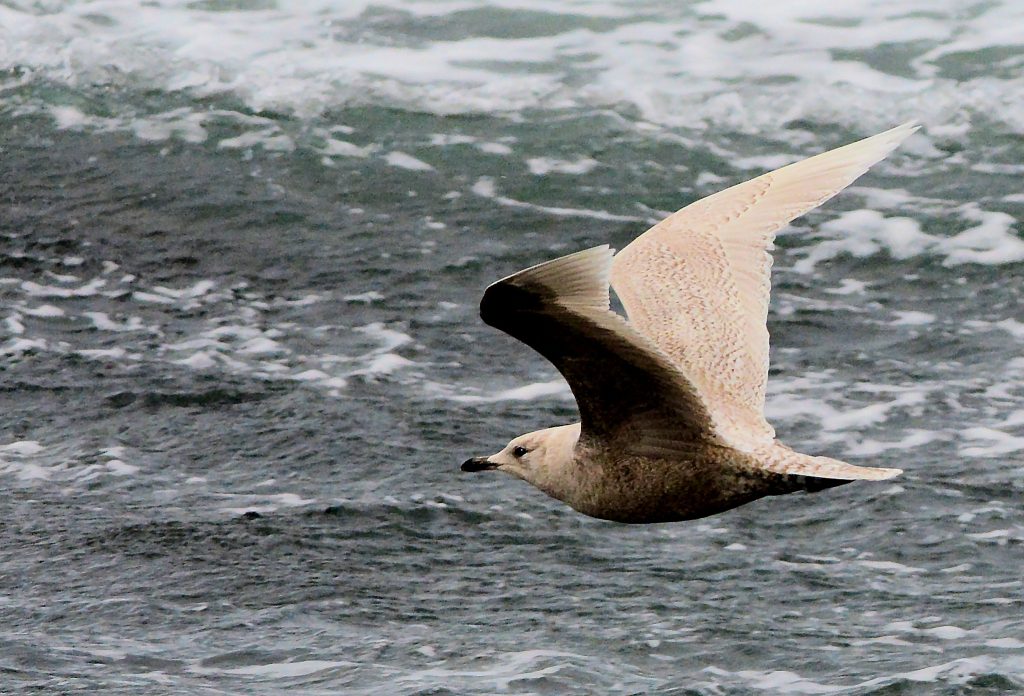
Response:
[610,123,919,450]
[480,246,721,450]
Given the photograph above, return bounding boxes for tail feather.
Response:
[784,474,852,494]
[756,442,902,482]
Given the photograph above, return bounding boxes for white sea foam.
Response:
[959,408,1024,457]
[987,638,1024,649]
[767,375,931,435]
[712,653,1024,694]
[237,336,287,355]
[385,151,435,171]
[527,156,600,176]
[1,337,48,355]
[292,369,332,382]
[219,661,348,678]
[5,250,414,397]
[892,657,1012,686]
[82,312,151,332]
[343,291,384,304]
[0,441,44,456]
[321,138,375,158]
[923,626,969,640]
[444,379,572,404]
[21,304,65,317]
[151,280,217,299]
[966,529,1014,542]
[824,279,868,296]
[76,347,130,360]
[472,177,644,222]
[4,314,24,334]
[218,130,293,151]
[21,278,106,298]
[354,322,413,354]
[845,429,945,458]
[105,459,139,476]
[891,311,934,326]
[858,560,924,574]
[478,141,513,155]
[139,287,418,390]
[399,649,585,691]
[760,371,955,459]
[350,353,414,378]
[189,658,351,678]
[133,291,177,305]
[791,205,1024,273]
[1,438,148,486]
[5,0,1024,145]
[704,667,837,695]
[217,492,318,515]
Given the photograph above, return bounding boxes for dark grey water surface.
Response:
[2,1,1024,694]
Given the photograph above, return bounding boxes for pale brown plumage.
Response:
[462,123,916,523]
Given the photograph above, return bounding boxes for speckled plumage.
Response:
[463,124,916,523]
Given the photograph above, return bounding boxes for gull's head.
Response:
[461,423,581,492]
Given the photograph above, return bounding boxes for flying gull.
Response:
[462,123,917,523]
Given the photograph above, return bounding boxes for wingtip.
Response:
[778,120,919,184]
[893,119,921,132]
[887,120,921,140]
[482,244,618,321]
[865,120,921,154]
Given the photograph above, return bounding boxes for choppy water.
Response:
[1,1,1022,693]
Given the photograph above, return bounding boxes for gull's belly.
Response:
[566,448,785,524]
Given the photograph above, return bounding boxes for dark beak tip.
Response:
[461,457,495,472]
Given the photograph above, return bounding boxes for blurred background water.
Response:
[1,1,1022,693]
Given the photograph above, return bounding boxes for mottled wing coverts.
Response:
[610,122,919,451]
[480,246,721,452]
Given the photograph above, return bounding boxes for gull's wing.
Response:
[480,246,723,451]
[610,122,919,451]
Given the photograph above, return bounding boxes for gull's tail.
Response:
[756,442,902,492]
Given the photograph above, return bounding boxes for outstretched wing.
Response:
[480,246,722,452]
[610,123,919,451]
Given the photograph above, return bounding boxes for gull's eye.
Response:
[512,446,529,458]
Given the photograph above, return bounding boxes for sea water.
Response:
[1,1,1022,693]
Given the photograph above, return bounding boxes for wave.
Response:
[2,0,1023,140]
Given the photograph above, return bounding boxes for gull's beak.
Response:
[461,456,498,472]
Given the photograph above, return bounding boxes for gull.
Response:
[462,123,916,523]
